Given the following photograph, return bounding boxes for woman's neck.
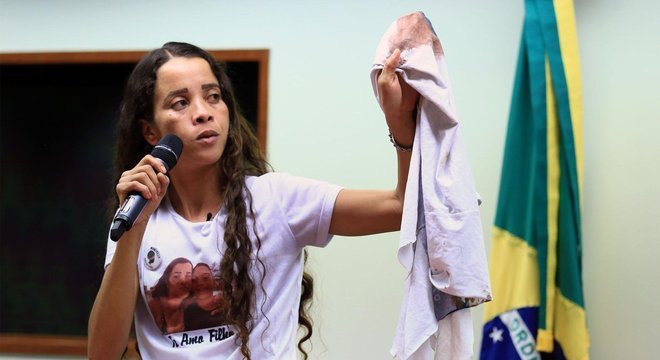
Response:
[167,164,224,222]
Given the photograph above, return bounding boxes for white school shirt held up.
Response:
[370,12,492,360]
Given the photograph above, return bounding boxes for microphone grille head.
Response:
[151,134,184,171]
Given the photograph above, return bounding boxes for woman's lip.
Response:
[196,134,218,144]
[196,130,220,144]
[196,130,219,140]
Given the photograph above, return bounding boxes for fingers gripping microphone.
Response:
[110,134,183,241]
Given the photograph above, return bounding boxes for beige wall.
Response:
[1,0,658,358]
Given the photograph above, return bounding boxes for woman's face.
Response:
[168,262,193,296]
[147,56,230,170]
[192,265,214,294]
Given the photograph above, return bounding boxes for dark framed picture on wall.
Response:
[0,48,269,356]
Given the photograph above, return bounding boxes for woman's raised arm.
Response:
[330,49,417,236]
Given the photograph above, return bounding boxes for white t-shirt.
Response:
[104,172,342,359]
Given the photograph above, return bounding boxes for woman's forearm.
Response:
[87,223,146,359]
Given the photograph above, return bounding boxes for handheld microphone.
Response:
[110,134,184,241]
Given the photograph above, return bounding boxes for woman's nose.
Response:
[193,100,213,124]
[195,114,211,123]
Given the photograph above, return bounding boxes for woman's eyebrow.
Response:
[163,88,188,106]
[162,84,219,106]
[202,83,220,91]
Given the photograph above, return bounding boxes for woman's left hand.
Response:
[377,48,418,147]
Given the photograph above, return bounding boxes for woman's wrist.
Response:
[388,131,413,152]
[385,110,416,150]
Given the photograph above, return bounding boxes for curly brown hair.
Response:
[112,42,314,359]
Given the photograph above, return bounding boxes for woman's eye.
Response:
[208,93,221,103]
[172,99,187,110]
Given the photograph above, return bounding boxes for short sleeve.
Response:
[258,172,342,247]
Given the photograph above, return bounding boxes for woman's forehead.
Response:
[194,266,212,274]
[156,57,217,89]
[172,262,192,270]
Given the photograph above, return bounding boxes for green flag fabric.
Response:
[480,0,589,359]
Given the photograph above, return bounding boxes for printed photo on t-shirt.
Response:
[145,257,228,334]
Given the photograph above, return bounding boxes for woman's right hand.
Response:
[116,155,171,226]
[89,155,167,358]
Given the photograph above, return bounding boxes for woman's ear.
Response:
[140,119,160,146]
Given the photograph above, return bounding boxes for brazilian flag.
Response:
[480,0,589,359]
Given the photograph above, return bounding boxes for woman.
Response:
[88,42,417,359]
[147,257,194,334]
[182,262,227,331]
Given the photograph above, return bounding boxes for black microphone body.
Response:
[110,134,183,241]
